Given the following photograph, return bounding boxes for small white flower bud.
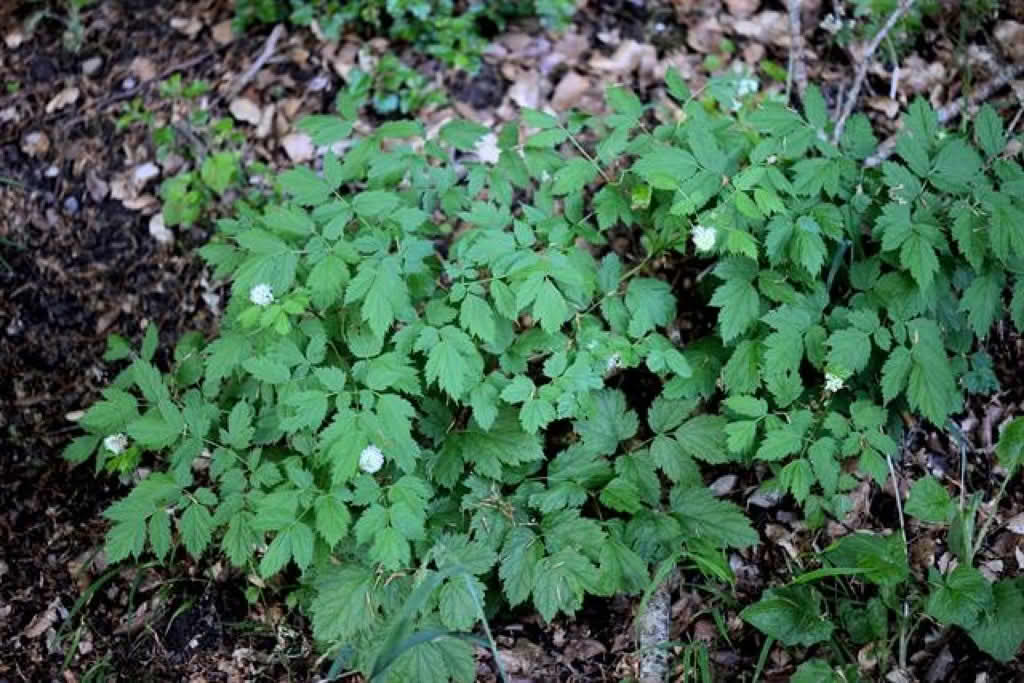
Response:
[691,225,717,253]
[359,444,384,474]
[824,372,845,393]
[104,433,129,454]
[249,283,274,307]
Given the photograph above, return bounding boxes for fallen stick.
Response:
[864,62,1024,167]
[833,0,917,144]
[224,24,286,101]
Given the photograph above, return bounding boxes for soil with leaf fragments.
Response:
[2,0,1024,681]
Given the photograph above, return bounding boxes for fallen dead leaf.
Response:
[21,131,50,158]
[1006,512,1024,534]
[24,597,65,639]
[551,71,591,111]
[473,133,501,165]
[130,56,157,81]
[86,169,109,201]
[732,11,791,47]
[230,97,262,125]
[170,15,203,38]
[687,16,725,54]
[281,133,314,163]
[149,214,174,244]
[867,96,900,119]
[256,103,275,139]
[589,40,658,77]
[508,70,542,109]
[133,162,161,187]
[725,0,761,19]
[212,20,234,45]
[995,21,1024,62]
[4,29,25,49]
[45,87,80,114]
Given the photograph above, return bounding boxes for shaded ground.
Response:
[2,0,1024,680]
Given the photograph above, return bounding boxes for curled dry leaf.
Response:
[902,55,946,96]
[45,87,79,114]
[129,56,157,81]
[995,21,1024,62]
[212,20,234,45]
[508,70,542,109]
[687,16,725,54]
[21,131,50,158]
[732,11,791,47]
[551,71,591,111]
[589,40,658,77]
[149,213,174,244]
[1006,512,1024,535]
[725,0,761,19]
[229,97,262,125]
[170,16,203,38]
[281,133,314,163]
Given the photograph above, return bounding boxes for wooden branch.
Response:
[864,62,1024,167]
[786,0,808,101]
[832,0,917,144]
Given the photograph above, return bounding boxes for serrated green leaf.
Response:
[575,389,638,455]
[741,585,834,647]
[927,565,992,628]
[500,527,543,607]
[710,278,760,342]
[826,327,872,374]
[625,277,676,338]
[672,486,759,548]
[439,119,489,151]
[971,580,1024,662]
[905,476,954,523]
[179,503,213,559]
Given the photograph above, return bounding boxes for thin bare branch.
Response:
[225,24,286,101]
[864,62,1024,167]
[785,0,808,101]
[832,0,917,144]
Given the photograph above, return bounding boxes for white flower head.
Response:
[249,283,274,307]
[820,13,843,34]
[104,433,129,454]
[736,77,759,98]
[605,353,622,374]
[359,444,385,474]
[691,225,717,253]
[824,371,845,393]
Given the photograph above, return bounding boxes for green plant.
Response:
[67,66,1024,679]
[231,0,577,70]
[743,418,1024,669]
[115,74,266,230]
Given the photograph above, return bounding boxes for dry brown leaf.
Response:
[995,21,1024,62]
[589,40,658,77]
[229,97,262,125]
[725,0,761,19]
[686,16,725,54]
[170,16,203,38]
[212,20,235,45]
[281,133,314,163]
[45,87,79,114]
[732,11,791,47]
[1006,512,1024,534]
[508,70,542,109]
[130,56,157,81]
[21,131,50,158]
[5,29,24,49]
[149,214,174,244]
[867,96,900,119]
[551,71,591,111]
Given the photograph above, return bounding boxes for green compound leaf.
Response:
[741,585,834,647]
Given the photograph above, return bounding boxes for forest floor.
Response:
[2,0,1024,681]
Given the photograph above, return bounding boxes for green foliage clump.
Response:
[68,68,1024,678]
[232,0,577,70]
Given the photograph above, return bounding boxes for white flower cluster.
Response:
[104,433,129,454]
[820,13,844,34]
[824,372,845,393]
[359,444,385,474]
[691,225,717,253]
[605,353,622,374]
[249,283,274,307]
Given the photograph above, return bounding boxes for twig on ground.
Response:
[224,24,285,102]
[864,62,1024,167]
[832,0,917,144]
[785,0,808,101]
[637,568,677,683]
